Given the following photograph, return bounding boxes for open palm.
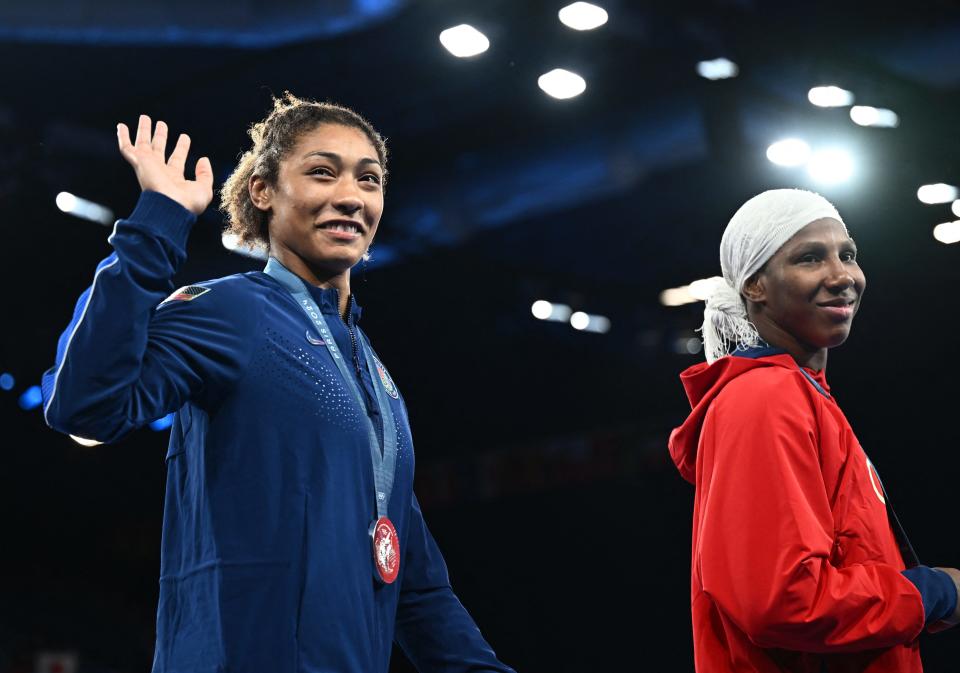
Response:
[117,115,214,215]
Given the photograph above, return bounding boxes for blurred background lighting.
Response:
[581,314,611,334]
[149,413,175,431]
[808,85,855,107]
[933,221,960,244]
[55,191,115,225]
[222,231,268,259]
[696,58,738,80]
[569,311,590,330]
[538,69,587,99]
[661,277,725,306]
[917,183,958,204]
[766,138,811,167]
[0,372,14,391]
[18,385,42,411]
[70,435,103,447]
[952,200,960,218]
[531,300,572,322]
[849,105,899,128]
[438,24,489,58]
[806,148,854,184]
[558,2,608,31]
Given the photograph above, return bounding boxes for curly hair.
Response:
[220,92,388,250]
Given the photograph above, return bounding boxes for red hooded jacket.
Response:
[669,351,926,672]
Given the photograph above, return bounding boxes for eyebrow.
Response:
[302,150,382,169]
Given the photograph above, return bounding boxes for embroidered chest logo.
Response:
[305,330,326,346]
[158,285,209,307]
[373,357,400,399]
[865,456,886,505]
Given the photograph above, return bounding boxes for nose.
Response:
[824,257,856,293]
[332,181,364,216]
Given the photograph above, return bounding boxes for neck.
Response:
[271,246,351,318]
[752,317,828,371]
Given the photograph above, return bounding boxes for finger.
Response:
[151,120,169,156]
[167,133,191,173]
[117,123,133,152]
[194,156,214,191]
[134,114,152,147]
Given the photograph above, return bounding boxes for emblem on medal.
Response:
[371,516,400,584]
[374,358,400,399]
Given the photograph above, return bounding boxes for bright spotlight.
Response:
[849,106,899,128]
[917,183,958,205]
[439,24,489,58]
[531,300,553,320]
[18,385,42,411]
[70,435,103,447]
[952,200,960,218]
[696,58,739,81]
[222,231,268,260]
[150,413,175,431]
[558,2,608,30]
[531,300,571,322]
[581,314,611,334]
[55,191,114,225]
[808,86,855,108]
[0,372,14,391]
[766,138,811,167]
[806,148,854,184]
[570,311,590,330]
[538,69,587,99]
[933,221,960,245]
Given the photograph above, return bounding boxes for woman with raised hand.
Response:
[669,189,960,672]
[42,94,514,673]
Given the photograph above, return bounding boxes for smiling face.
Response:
[743,217,866,365]
[250,123,384,284]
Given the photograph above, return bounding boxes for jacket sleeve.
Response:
[42,191,257,444]
[697,372,926,653]
[394,494,515,673]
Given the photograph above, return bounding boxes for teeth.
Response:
[328,223,358,233]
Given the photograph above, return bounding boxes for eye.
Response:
[798,253,820,264]
[841,250,857,262]
[360,173,382,185]
[308,166,335,177]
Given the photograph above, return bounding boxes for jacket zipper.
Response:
[339,291,362,377]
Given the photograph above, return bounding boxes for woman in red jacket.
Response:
[669,189,960,672]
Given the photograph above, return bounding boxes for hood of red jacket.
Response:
[668,352,830,484]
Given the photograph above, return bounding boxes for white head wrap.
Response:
[701,189,847,364]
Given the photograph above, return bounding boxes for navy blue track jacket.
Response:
[42,191,514,673]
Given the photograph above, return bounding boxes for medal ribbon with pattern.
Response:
[264,258,401,583]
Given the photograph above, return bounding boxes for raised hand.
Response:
[117,115,214,216]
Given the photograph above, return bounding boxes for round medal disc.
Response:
[370,516,400,584]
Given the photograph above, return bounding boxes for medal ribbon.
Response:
[264,258,398,520]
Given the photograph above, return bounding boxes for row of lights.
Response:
[916,183,960,244]
[531,300,611,334]
[439,2,608,100]
[764,86,901,186]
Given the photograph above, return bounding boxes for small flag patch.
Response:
[159,285,210,307]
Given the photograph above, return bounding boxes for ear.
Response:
[742,272,766,305]
[248,174,271,212]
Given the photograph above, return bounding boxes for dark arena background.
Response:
[3,1,960,671]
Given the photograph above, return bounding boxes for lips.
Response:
[816,298,856,321]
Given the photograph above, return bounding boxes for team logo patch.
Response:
[159,285,210,307]
[373,357,399,399]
